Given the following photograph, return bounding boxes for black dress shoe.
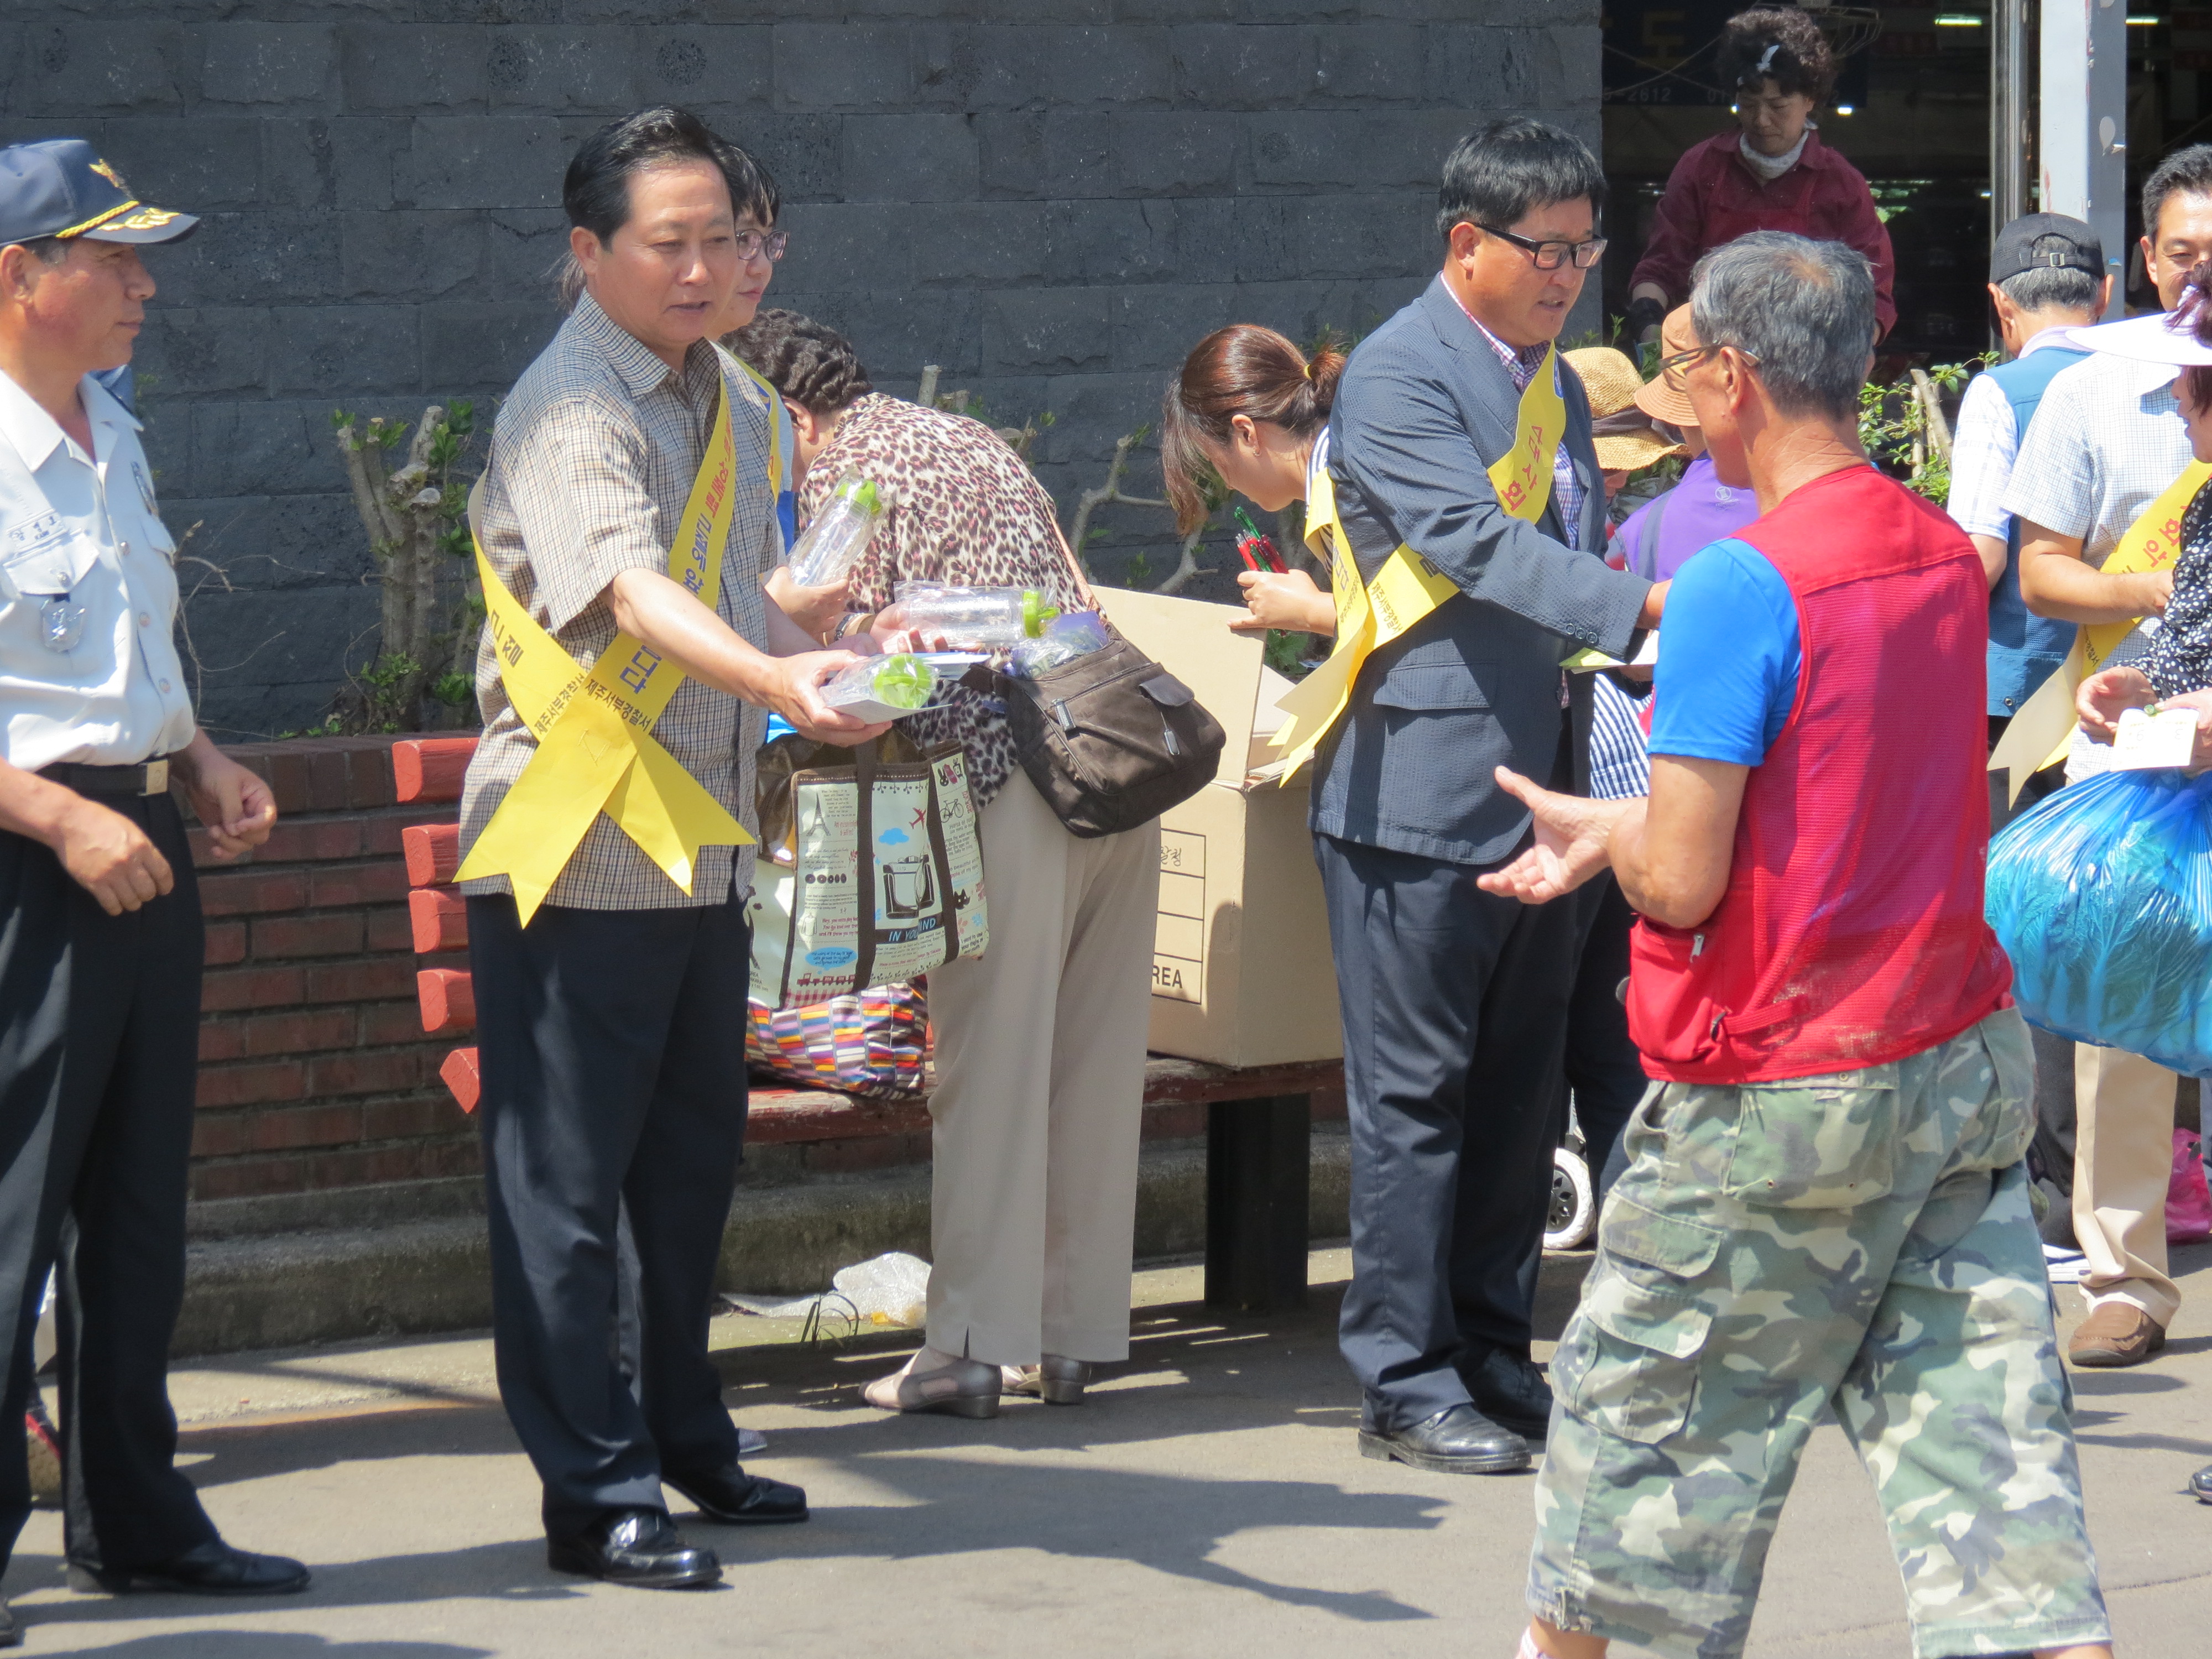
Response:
[664,1465,809,1526]
[2191,1462,2212,1504]
[0,1594,17,1648]
[1358,1404,1531,1474]
[547,1508,721,1589]
[67,1538,310,1596]
[1465,1345,1554,1442]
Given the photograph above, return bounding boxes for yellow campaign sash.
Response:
[455,377,757,925]
[1270,343,1567,779]
[1987,460,2212,803]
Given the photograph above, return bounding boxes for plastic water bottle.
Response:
[821,653,940,718]
[787,474,884,588]
[893,581,1060,648]
[1010,611,1111,677]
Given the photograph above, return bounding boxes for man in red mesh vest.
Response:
[1479,233,2111,1659]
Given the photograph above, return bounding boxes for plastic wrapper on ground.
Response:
[1984,766,2212,1076]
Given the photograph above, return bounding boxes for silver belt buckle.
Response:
[142,758,169,796]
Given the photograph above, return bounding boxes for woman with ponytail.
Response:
[1161,325,1344,637]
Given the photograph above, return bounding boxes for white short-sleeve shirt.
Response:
[0,368,196,771]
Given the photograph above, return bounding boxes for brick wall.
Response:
[2,2,1600,737]
[188,735,474,1203]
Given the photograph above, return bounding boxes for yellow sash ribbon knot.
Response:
[1270,343,1567,779]
[456,373,785,924]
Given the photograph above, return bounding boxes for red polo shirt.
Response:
[1630,128,1896,336]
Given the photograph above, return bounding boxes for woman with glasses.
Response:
[1625,7,1892,344]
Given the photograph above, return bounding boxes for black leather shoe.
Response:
[664,1465,809,1526]
[1465,1345,1554,1443]
[67,1538,311,1596]
[1358,1404,1531,1474]
[2191,1462,2212,1504]
[547,1508,721,1589]
[0,1594,17,1647]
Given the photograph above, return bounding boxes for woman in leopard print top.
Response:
[728,311,1159,1422]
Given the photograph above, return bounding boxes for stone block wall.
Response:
[3,2,1600,737]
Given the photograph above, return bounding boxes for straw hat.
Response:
[1565,346,1684,472]
[1632,305,1701,430]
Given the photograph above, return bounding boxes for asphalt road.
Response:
[5,1243,2206,1657]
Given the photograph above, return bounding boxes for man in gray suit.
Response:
[1316,119,1662,1474]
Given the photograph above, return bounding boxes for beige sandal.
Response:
[863,1354,1001,1418]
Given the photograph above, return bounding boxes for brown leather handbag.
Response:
[997,629,1225,838]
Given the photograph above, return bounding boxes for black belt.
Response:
[38,757,174,797]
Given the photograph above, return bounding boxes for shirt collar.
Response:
[1449,293,1550,390]
[2017,324,2083,358]
[570,289,709,402]
[0,367,131,470]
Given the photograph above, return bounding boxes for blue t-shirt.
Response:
[1646,538,1802,768]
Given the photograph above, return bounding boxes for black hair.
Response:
[711,135,780,230]
[15,237,66,265]
[723,309,874,416]
[2144,144,2212,248]
[562,106,760,243]
[1436,118,1608,244]
[1716,7,1837,103]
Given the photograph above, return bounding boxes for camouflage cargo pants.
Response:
[1527,1008,2109,1658]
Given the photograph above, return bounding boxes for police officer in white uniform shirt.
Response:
[0,139,303,1642]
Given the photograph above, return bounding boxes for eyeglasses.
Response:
[1658,342,1760,375]
[1474,223,1608,270]
[733,228,788,262]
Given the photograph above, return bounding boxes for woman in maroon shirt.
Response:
[1627,7,1893,341]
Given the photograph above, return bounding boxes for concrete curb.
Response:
[175,1130,1354,1358]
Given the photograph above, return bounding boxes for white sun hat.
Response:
[2061,306,2212,366]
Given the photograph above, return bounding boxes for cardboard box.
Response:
[1103,588,1343,1068]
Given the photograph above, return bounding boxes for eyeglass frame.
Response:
[733,227,788,262]
[1468,222,1609,271]
[1658,341,1760,377]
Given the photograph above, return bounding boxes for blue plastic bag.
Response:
[1984,766,2212,1074]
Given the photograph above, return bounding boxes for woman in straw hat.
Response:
[1561,345,1684,511]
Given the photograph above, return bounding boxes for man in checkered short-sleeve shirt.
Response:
[458,108,888,1590]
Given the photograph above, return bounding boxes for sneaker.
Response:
[2043,1244,2088,1285]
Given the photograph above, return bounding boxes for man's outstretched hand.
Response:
[1475,766,1626,906]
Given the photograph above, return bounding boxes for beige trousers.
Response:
[924,772,1161,1366]
[2072,1043,2180,1326]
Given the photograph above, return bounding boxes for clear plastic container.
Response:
[1010,611,1111,677]
[893,581,1060,649]
[821,653,940,720]
[787,473,884,588]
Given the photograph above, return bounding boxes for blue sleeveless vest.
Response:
[1985,346,2089,714]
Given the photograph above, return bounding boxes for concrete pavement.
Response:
[5,1241,2208,1658]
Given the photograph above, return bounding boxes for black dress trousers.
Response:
[0,796,219,1577]
[1315,831,1576,1432]
[467,889,751,1538]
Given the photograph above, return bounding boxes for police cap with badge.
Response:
[1,140,195,657]
[0,139,198,248]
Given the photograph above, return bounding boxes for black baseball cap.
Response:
[0,139,196,249]
[1990,213,2101,284]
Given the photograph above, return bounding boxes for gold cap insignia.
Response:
[89,159,126,190]
[113,207,180,231]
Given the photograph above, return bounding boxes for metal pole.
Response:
[2041,0,2128,317]
[1991,0,2032,241]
